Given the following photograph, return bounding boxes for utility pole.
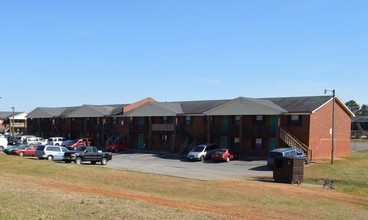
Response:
[324,89,335,165]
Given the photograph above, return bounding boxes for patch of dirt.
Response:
[4,173,367,220]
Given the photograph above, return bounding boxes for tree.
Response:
[360,104,368,116]
[345,100,361,115]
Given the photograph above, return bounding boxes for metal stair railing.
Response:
[179,138,189,154]
[280,127,312,161]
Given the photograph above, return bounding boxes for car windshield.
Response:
[215,149,226,153]
[192,146,205,152]
[269,152,283,157]
[75,147,87,152]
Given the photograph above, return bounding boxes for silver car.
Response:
[35,145,69,161]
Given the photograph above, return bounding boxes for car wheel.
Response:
[200,156,205,162]
[226,157,230,162]
[91,161,96,165]
[101,157,108,165]
[19,152,24,157]
[47,155,53,161]
[75,157,82,165]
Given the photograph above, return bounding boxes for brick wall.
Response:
[310,100,351,159]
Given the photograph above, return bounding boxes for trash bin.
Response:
[273,157,304,184]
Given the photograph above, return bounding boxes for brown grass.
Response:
[0,153,367,220]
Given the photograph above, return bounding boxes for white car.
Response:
[26,137,45,146]
[47,137,73,147]
[0,134,8,150]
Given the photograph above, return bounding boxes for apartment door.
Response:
[269,138,277,152]
[270,115,277,133]
[221,116,229,132]
[138,117,145,131]
[220,136,228,148]
[138,134,145,149]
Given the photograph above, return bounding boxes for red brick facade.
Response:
[26,96,353,160]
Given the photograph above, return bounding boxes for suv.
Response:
[17,135,36,144]
[267,148,306,167]
[187,143,220,161]
[26,137,45,146]
[35,145,69,161]
[47,137,73,147]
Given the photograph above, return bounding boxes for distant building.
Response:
[0,111,28,135]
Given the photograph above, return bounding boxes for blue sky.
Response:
[1,0,367,112]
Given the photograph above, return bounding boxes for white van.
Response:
[187,143,220,161]
[35,145,69,161]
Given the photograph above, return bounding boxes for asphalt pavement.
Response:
[105,142,368,181]
[106,151,273,181]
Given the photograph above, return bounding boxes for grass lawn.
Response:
[0,151,367,220]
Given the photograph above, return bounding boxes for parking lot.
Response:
[105,142,368,181]
[106,150,273,181]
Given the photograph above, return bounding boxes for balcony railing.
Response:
[152,124,175,131]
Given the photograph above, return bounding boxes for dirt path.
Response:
[5,173,367,219]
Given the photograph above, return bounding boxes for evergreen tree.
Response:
[360,104,368,116]
[345,100,361,115]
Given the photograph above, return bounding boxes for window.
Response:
[253,115,265,125]
[235,116,240,125]
[254,138,263,150]
[162,116,168,124]
[113,117,117,125]
[160,134,168,144]
[287,115,302,126]
[185,116,192,125]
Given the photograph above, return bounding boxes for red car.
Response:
[211,148,242,162]
[107,142,127,153]
[67,138,93,150]
[11,145,37,157]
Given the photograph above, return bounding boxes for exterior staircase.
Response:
[279,127,312,161]
[105,130,127,147]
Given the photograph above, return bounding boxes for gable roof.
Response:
[27,107,78,119]
[204,97,287,116]
[262,96,332,113]
[66,105,126,118]
[352,116,368,123]
[0,112,26,120]
[179,99,230,114]
[124,101,183,117]
[123,97,156,113]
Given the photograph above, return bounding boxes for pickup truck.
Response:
[63,146,112,165]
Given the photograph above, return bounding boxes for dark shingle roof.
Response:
[352,116,368,123]
[66,105,126,118]
[0,112,23,119]
[262,96,331,113]
[178,99,231,114]
[27,107,79,118]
